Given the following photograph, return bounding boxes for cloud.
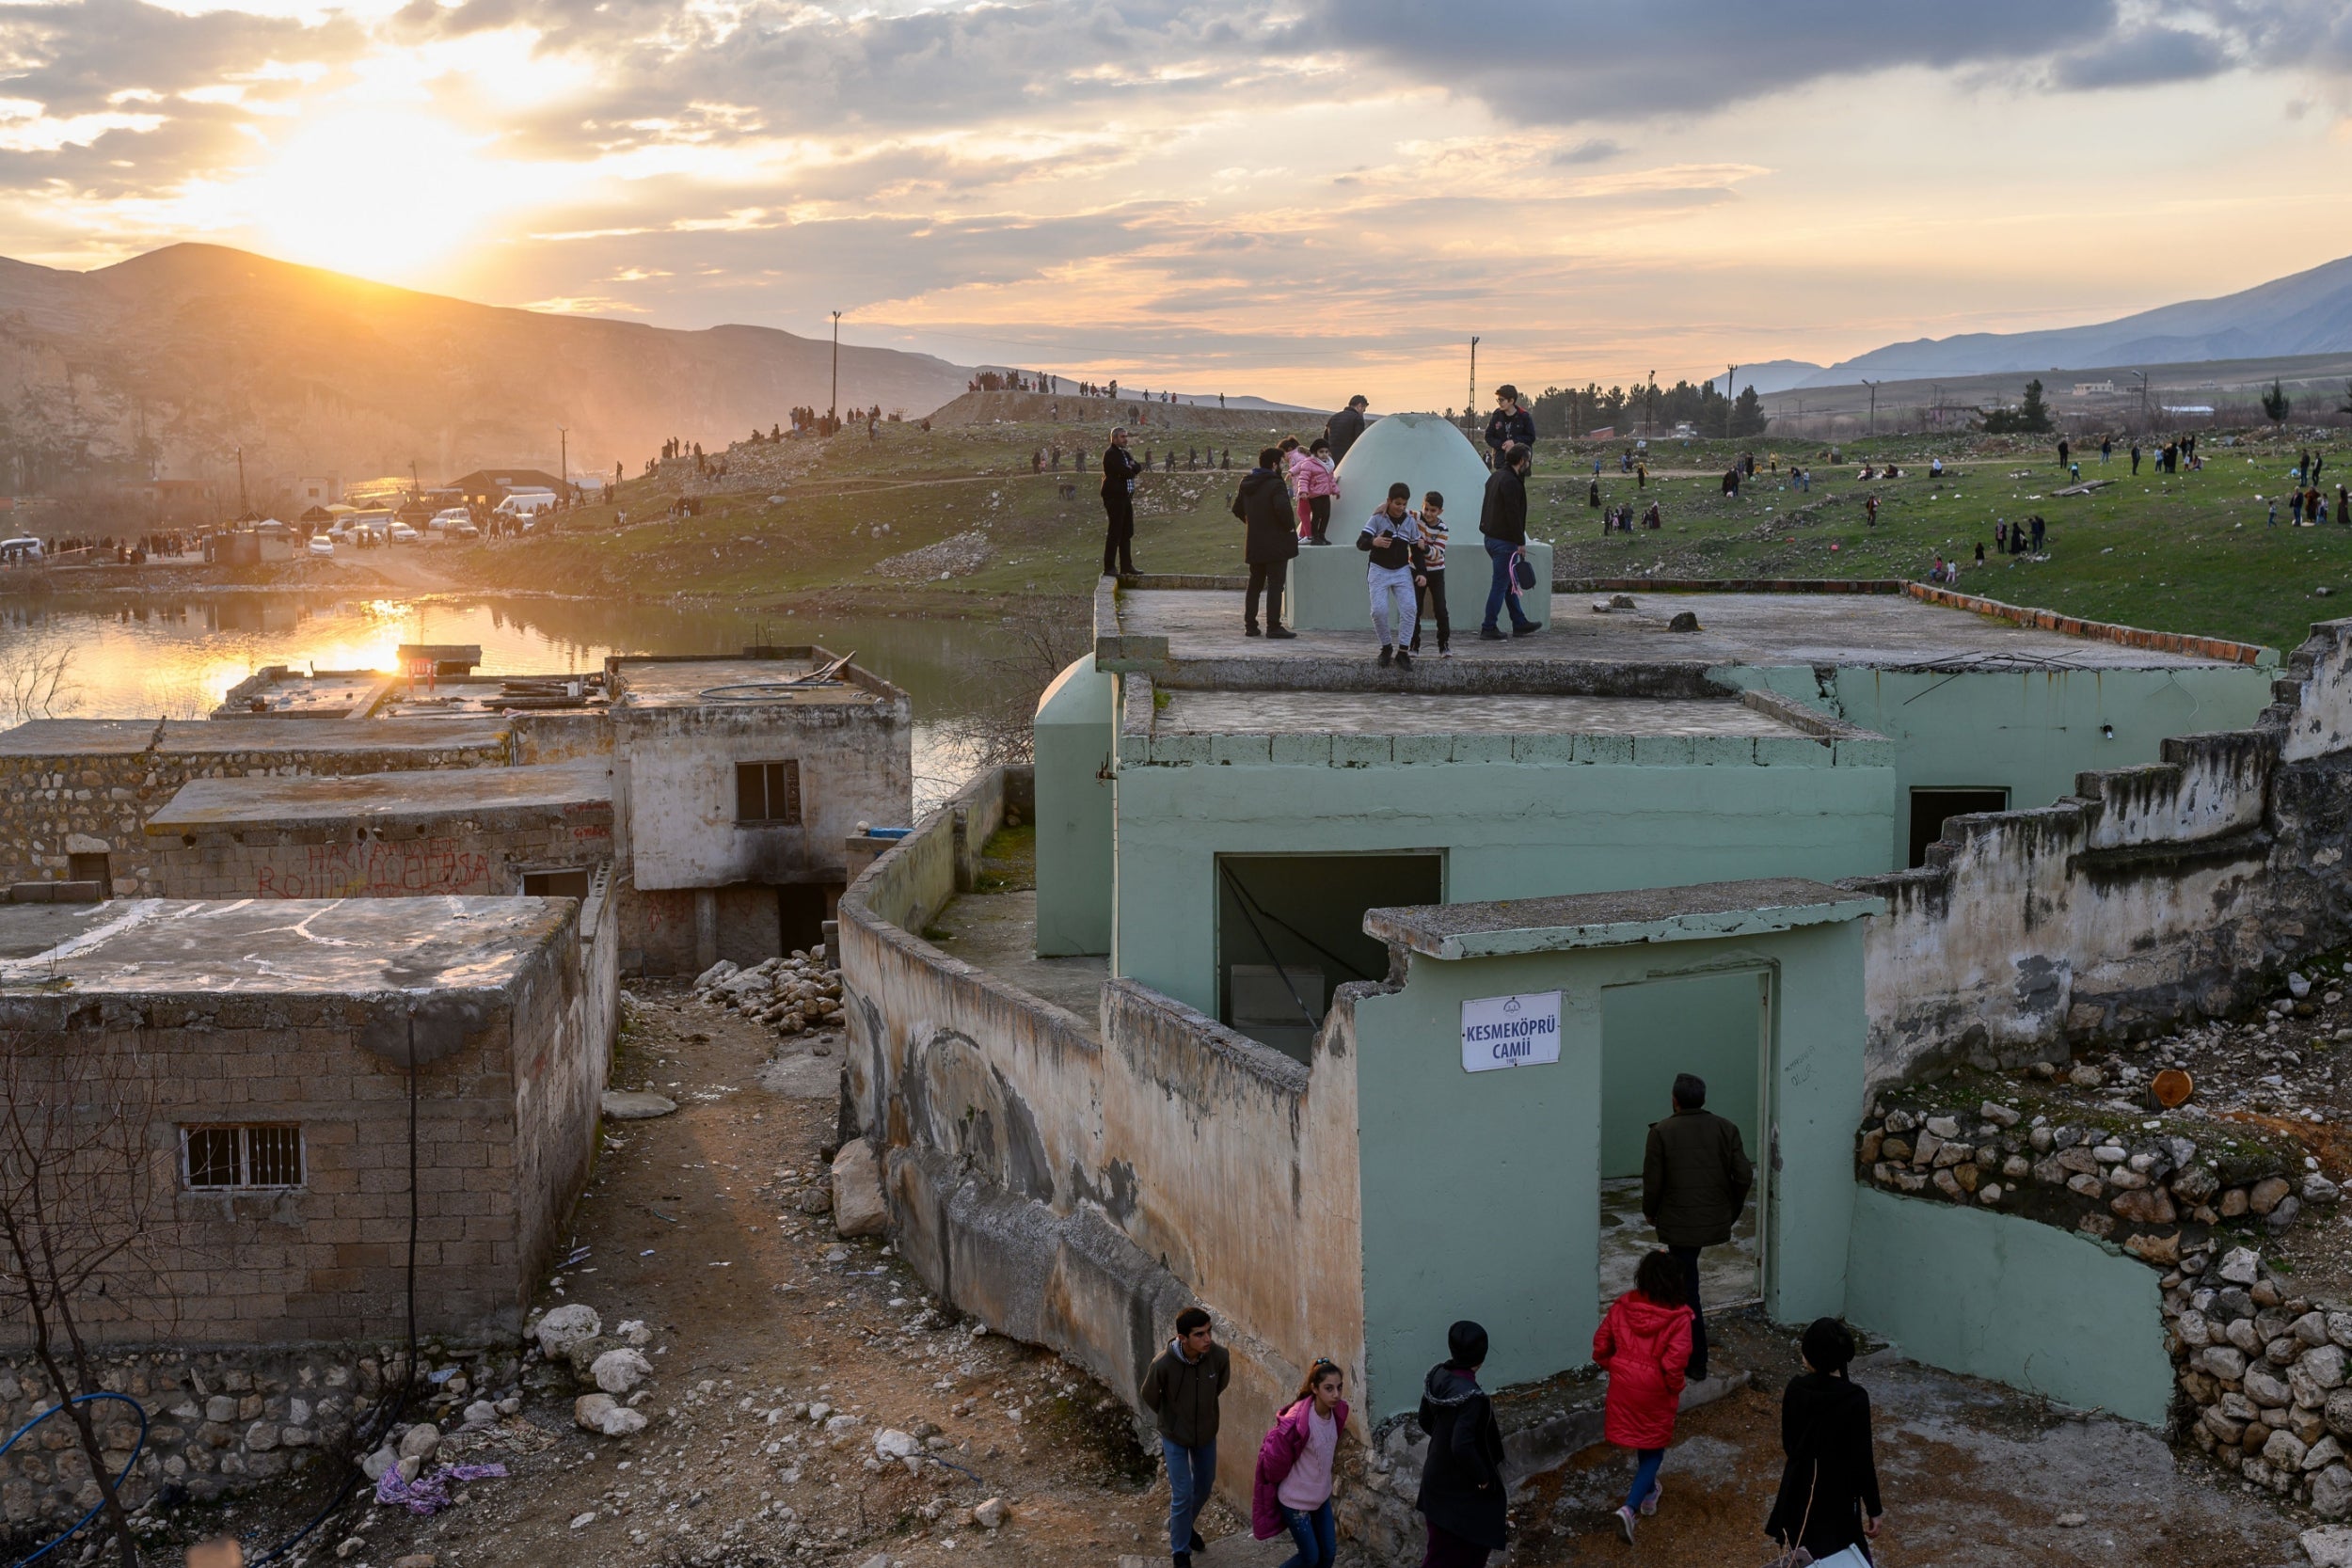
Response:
[2050,24,2236,88]
[1551,137,1624,165]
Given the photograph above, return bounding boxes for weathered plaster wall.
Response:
[148,802,613,900]
[1847,621,2352,1090]
[1845,1185,2173,1424]
[1112,742,1894,1019]
[1348,920,1867,1418]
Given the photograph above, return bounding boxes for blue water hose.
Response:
[1,1390,149,1567]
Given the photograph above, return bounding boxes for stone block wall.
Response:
[0,720,512,898]
[1847,618,2352,1093]
[149,801,614,900]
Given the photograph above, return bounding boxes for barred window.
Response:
[183,1124,305,1191]
[736,760,803,825]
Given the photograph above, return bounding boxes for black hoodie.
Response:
[1414,1363,1507,1549]
[1231,467,1299,565]
[1764,1371,1881,1557]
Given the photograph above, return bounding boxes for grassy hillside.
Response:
[453,398,2348,654]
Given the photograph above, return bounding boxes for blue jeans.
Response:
[1162,1436,1215,1553]
[1280,1499,1336,1568]
[1482,534,1532,631]
[1624,1446,1665,1512]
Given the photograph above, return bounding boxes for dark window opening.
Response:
[736,760,803,825]
[68,851,109,897]
[183,1124,305,1191]
[1909,787,2011,868]
[522,869,592,899]
[777,882,832,953]
[1216,852,1440,1063]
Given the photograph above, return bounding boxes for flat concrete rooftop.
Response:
[1109,588,2265,673]
[1364,877,1887,959]
[0,716,511,759]
[611,657,885,710]
[215,670,381,718]
[0,896,572,993]
[1157,690,1803,737]
[147,759,610,834]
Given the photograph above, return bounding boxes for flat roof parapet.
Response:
[147,758,611,835]
[1365,878,1887,959]
[606,646,907,711]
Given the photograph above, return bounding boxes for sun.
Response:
[234,111,529,279]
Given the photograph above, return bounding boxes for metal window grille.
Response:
[735,759,803,825]
[183,1124,305,1190]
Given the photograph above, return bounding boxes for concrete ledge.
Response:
[1902,582,2277,668]
[1556,578,1907,595]
[1365,877,1886,959]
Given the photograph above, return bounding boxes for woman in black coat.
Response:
[1765,1318,1883,1560]
[1415,1321,1506,1566]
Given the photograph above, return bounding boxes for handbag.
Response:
[1511,548,1536,591]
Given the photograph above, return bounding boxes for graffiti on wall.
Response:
[253,838,495,898]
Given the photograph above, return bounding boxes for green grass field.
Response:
[456,397,2349,655]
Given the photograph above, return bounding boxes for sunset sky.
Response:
[2,0,2348,407]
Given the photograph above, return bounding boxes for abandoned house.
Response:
[837,420,2352,1528]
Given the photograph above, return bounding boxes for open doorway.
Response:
[1216,852,1441,1061]
[1597,969,1769,1322]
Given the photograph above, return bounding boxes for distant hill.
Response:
[1804,253,2352,385]
[0,245,988,497]
[1709,360,1824,397]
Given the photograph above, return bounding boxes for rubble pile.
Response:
[2169,1246,2352,1515]
[692,947,843,1037]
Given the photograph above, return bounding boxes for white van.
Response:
[0,536,43,564]
[494,490,558,519]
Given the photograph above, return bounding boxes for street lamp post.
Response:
[558,427,569,503]
[830,309,843,433]
[1863,380,1881,436]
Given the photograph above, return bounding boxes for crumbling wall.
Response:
[839,764,1361,1507]
[148,800,613,899]
[1850,619,2352,1092]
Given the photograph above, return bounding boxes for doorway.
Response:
[1597,969,1771,1319]
[1216,852,1441,1061]
[1908,786,2010,867]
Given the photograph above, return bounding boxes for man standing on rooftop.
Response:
[1485,386,1535,469]
[1327,395,1370,464]
[1101,427,1142,577]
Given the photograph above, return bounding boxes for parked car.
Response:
[307,535,335,558]
[388,523,420,543]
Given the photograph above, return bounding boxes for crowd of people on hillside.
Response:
[1137,1072,1883,1568]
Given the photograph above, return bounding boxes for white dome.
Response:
[1330,413,1490,531]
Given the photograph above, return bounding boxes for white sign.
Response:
[1460,990,1562,1073]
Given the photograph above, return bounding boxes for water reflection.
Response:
[0,594,1042,812]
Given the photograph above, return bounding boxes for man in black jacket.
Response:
[1416,1320,1506,1565]
[1326,395,1369,463]
[1101,428,1142,576]
[1476,446,1537,640]
[1643,1072,1754,1381]
[1139,1307,1230,1568]
[1484,385,1535,468]
[1230,447,1298,638]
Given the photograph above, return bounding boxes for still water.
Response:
[0,594,1018,811]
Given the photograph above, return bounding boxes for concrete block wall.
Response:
[149,804,614,900]
[1848,618,2352,1093]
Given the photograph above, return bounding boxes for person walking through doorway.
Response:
[1595,1250,1694,1544]
[1477,446,1537,640]
[1414,1321,1506,1568]
[1764,1318,1884,1561]
[1641,1072,1752,1382]
[1102,427,1143,576]
[1251,1359,1349,1568]
[1232,447,1298,639]
[1141,1307,1231,1568]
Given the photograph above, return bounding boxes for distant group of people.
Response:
[1137,1072,1882,1568]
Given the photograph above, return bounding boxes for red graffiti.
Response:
[252,838,494,899]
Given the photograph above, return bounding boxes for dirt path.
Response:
[326,980,1173,1568]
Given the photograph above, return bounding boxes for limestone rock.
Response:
[2320,1473,2352,1526]
[2249,1367,2295,1409]
[2297,1349,2352,1402]
[398,1423,441,1462]
[972,1497,1009,1530]
[591,1348,655,1396]
[2218,1247,2262,1286]
[2306,1522,2352,1562]
[1979,1101,2022,1128]
[360,1446,398,1481]
[575,1394,649,1436]
[2123,1231,2180,1266]
[2252,1177,2295,1216]
[2200,1345,2249,1382]
[832,1140,889,1239]
[535,1304,603,1358]
[2311,1175,2345,1204]
[462,1401,498,1428]
[875,1428,921,1460]
[601,1090,678,1121]
[2111,1189,2176,1225]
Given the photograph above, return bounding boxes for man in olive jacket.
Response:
[1140,1306,1230,1567]
[1642,1072,1753,1381]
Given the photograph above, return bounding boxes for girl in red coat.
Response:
[1593,1249,1693,1543]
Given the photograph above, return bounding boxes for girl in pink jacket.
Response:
[1252,1358,1347,1567]
[1288,439,1341,545]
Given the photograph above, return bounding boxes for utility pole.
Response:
[558,427,569,502]
[1863,380,1881,436]
[1468,337,1480,435]
[1930,384,1941,430]
[1645,371,1657,438]
[2133,370,2149,431]
[234,445,247,519]
[1725,364,1739,438]
[830,310,843,434]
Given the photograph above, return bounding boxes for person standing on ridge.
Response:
[1477,446,1538,641]
[1101,427,1142,577]
[1642,1072,1752,1383]
[1232,445,1299,640]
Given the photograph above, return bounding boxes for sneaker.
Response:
[1267,626,1297,641]
[1174,1554,1193,1568]
[1245,624,1262,638]
[1478,626,1506,641]
[1394,647,1413,669]
[1377,645,1393,666]
[1615,1505,1637,1544]
[1640,1480,1662,1517]
[1512,621,1544,637]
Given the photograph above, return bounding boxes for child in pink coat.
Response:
[1251,1358,1348,1568]
[1287,439,1340,545]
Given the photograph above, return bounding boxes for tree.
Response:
[1728,386,1769,438]
[1980,378,2054,435]
[2262,379,2292,425]
[0,1027,173,1567]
